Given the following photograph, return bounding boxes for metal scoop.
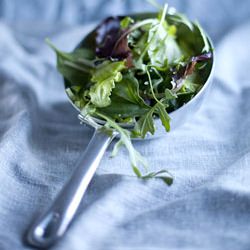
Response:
[26,115,118,247]
[26,14,214,248]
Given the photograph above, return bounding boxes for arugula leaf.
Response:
[165,89,177,99]
[135,102,170,138]
[89,61,126,107]
[132,166,142,177]
[142,170,173,185]
[111,139,123,157]
[97,112,172,184]
[135,107,156,138]
[96,112,148,174]
[155,103,171,132]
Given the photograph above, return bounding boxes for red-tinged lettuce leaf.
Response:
[171,52,212,90]
[95,16,133,66]
[95,16,121,57]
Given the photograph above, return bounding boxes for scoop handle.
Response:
[26,128,116,248]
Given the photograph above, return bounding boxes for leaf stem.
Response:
[124,19,156,37]
[77,58,96,68]
[64,61,91,73]
[114,19,155,53]
[138,4,168,62]
[95,111,148,172]
[160,4,169,26]
[146,67,161,104]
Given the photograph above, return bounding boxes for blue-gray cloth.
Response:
[0,0,250,249]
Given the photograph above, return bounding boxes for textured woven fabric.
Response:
[0,1,250,249]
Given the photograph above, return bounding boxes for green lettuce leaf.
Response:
[147,21,182,68]
[89,61,126,107]
[46,39,94,86]
[194,22,210,53]
[167,13,193,31]
[113,73,148,106]
[98,95,149,119]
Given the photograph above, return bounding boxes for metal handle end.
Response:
[26,211,62,248]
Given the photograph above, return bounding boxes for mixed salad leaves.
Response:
[47,3,213,184]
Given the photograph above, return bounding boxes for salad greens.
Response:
[47,3,213,184]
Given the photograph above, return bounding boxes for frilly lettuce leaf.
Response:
[89,61,126,107]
